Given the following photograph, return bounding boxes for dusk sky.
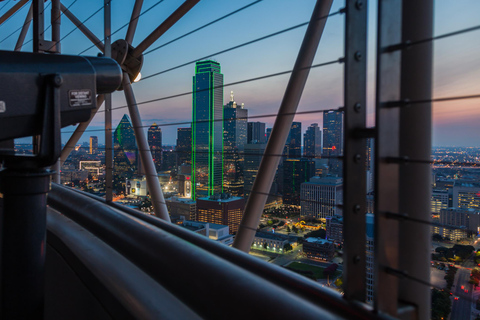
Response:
[1,0,479,147]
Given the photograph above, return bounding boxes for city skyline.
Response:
[5,0,479,147]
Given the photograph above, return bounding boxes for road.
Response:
[450,253,476,320]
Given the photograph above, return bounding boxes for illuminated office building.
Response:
[89,136,98,155]
[196,194,245,234]
[223,91,247,196]
[192,60,224,199]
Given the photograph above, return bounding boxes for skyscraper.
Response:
[192,60,224,199]
[283,158,315,205]
[266,128,273,142]
[247,122,266,144]
[300,176,343,218]
[147,123,162,172]
[285,122,302,158]
[176,127,192,167]
[223,91,247,196]
[89,136,98,155]
[323,110,344,176]
[113,114,137,181]
[303,123,322,158]
[243,142,266,199]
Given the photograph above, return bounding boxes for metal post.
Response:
[131,0,200,57]
[374,0,402,316]
[60,3,105,53]
[51,0,61,53]
[104,0,113,202]
[125,0,144,45]
[14,3,32,51]
[32,0,45,154]
[0,0,29,25]
[343,0,367,302]
[233,0,333,252]
[123,75,170,221]
[59,95,105,167]
[32,0,44,53]
[398,0,433,318]
[0,169,50,319]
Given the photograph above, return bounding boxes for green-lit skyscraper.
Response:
[192,60,224,199]
[113,114,138,182]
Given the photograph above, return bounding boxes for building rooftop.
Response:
[304,237,333,245]
[198,193,243,203]
[255,232,289,241]
[307,176,343,185]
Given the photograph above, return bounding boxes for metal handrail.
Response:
[48,183,392,320]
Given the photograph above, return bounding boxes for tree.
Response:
[284,243,293,252]
[431,289,451,320]
[432,233,443,241]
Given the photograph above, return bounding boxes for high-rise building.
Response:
[244,143,266,199]
[266,128,273,142]
[285,122,302,158]
[196,193,245,234]
[192,60,224,199]
[247,122,266,144]
[283,158,315,205]
[223,91,247,196]
[113,114,138,180]
[323,110,343,176]
[89,136,98,155]
[176,127,191,166]
[303,123,322,158]
[147,123,162,172]
[300,176,343,219]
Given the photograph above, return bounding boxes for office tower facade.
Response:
[113,114,138,180]
[285,122,302,158]
[89,136,98,155]
[243,143,266,199]
[322,110,344,176]
[147,123,162,172]
[176,127,192,167]
[192,60,224,199]
[283,158,315,205]
[452,181,480,210]
[303,123,322,158]
[440,207,480,233]
[300,176,343,219]
[223,91,247,196]
[247,122,266,144]
[431,189,449,214]
[161,149,176,171]
[196,194,245,234]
